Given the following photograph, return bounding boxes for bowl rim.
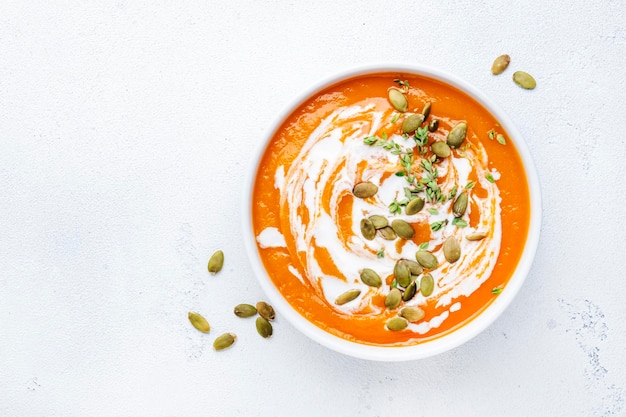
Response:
[242,63,542,361]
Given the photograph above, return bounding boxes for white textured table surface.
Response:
[1,2,625,416]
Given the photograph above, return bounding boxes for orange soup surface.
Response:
[252,73,530,346]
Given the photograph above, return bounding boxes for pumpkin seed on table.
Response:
[431,141,451,158]
[391,219,414,239]
[466,231,487,241]
[360,268,382,288]
[378,226,397,240]
[368,215,388,229]
[421,102,432,119]
[353,181,378,198]
[385,288,402,310]
[256,316,273,338]
[420,273,435,297]
[388,88,408,112]
[513,71,536,90]
[401,114,424,134]
[213,332,236,351]
[188,312,211,333]
[399,306,425,322]
[402,281,417,302]
[386,316,408,331]
[415,250,438,269]
[233,303,257,318]
[360,218,376,240]
[405,197,425,215]
[208,250,224,274]
[453,191,468,217]
[443,236,461,263]
[393,261,411,288]
[256,301,276,321]
[335,289,361,305]
[446,122,467,148]
[491,54,511,75]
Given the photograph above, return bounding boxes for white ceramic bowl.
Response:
[242,64,541,361]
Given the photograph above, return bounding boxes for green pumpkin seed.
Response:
[421,102,432,119]
[431,141,451,158]
[213,332,236,350]
[405,197,425,215]
[360,268,382,288]
[399,306,425,322]
[335,289,361,305]
[388,88,408,112]
[491,54,511,75]
[428,119,439,132]
[385,288,402,310]
[353,181,378,198]
[360,218,376,240]
[402,281,417,301]
[513,71,536,90]
[233,304,257,318]
[369,215,388,229]
[393,261,411,288]
[402,259,423,275]
[256,301,276,321]
[447,122,467,148]
[255,317,273,338]
[466,231,487,241]
[443,236,461,263]
[420,273,435,297]
[391,219,414,239]
[208,250,224,274]
[453,191,468,217]
[415,250,438,269]
[188,312,211,333]
[386,316,408,331]
[401,114,424,134]
[378,226,397,240]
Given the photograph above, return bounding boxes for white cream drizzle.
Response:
[257,99,502,334]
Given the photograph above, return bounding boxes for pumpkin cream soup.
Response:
[252,73,530,346]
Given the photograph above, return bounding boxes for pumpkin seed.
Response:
[369,215,388,229]
[447,122,467,148]
[233,304,257,318]
[443,236,461,263]
[491,54,511,75]
[402,259,423,275]
[256,301,276,321]
[255,316,273,338]
[335,289,361,305]
[402,281,417,301]
[391,219,414,239]
[385,288,402,310]
[208,250,224,274]
[388,88,408,112]
[466,231,487,241]
[360,268,382,288]
[420,273,435,297]
[513,71,536,90]
[378,226,397,240]
[213,332,236,350]
[188,312,210,333]
[386,316,408,331]
[353,181,378,198]
[360,218,376,240]
[399,306,425,322]
[405,197,425,215]
[453,191,468,217]
[415,250,438,269]
[431,141,451,158]
[393,261,411,288]
[421,102,432,119]
[428,119,439,132]
[401,114,424,134]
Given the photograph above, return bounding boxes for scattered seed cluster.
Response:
[491,54,536,90]
[187,250,277,351]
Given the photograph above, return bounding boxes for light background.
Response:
[1,1,625,416]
